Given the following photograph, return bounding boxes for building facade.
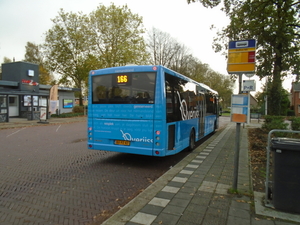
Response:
[291,82,300,117]
[0,61,80,122]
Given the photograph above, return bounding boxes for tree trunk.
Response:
[269,44,283,116]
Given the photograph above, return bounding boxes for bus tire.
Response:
[188,130,195,151]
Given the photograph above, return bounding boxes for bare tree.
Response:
[147,27,183,67]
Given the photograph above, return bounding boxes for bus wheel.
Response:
[188,130,195,151]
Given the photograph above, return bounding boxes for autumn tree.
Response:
[89,4,148,68]
[205,70,234,109]
[24,42,54,85]
[187,0,300,116]
[43,4,148,105]
[3,57,12,63]
[43,9,92,105]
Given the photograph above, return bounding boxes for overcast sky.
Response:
[0,0,294,92]
[0,0,229,71]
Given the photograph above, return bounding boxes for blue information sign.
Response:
[229,39,256,49]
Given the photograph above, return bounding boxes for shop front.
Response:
[0,61,80,123]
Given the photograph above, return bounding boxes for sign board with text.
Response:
[243,80,256,92]
[231,94,249,123]
[40,107,47,121]
[227,39,256,74]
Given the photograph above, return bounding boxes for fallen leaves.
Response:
[248,128,268,192]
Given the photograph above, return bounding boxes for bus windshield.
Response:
[92,72,156,104]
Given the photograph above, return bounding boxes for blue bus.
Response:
[87,65,219,157]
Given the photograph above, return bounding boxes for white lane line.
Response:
[56,125,61,132]
[6,128,26,138]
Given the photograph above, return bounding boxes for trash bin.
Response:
[271,137,300,213]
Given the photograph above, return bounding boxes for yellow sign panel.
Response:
[228,47,256,52]
[228,52,252,64]
[227,64,255,73]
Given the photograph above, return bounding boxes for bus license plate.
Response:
[115,140,130,146]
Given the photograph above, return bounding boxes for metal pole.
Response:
[265,76,268,116]
[233,73,243,190]
[31,95,34,120]
[233,123,241,190]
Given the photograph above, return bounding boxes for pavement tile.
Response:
[168,197,191,208]
[179,169,194,175]
[215,183,231,195]
[155,192,175,200]
[173,191,194,201]
[191,159,204,163]
[231,199,251,211]
[171,177,188,183]
[129,212,156,225]
[179,210,204,224]
[140,204,164,216]
[148,197,170,207]
[251,217,275,225]
[227,215,251,225]
[229,207,251,220]
[161,186,180,194]
[185,203,208,214]
[162,204,185,216]
[153,212,180,225]
[167,181,184,188]
[179,185,198,194]
[186,164,199,169]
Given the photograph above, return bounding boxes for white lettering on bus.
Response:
[177,91,199,120]
[134,105,153,109]
[104,122,114,126]
[120,130,153,143]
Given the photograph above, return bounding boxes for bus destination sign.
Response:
[227,39,256,74]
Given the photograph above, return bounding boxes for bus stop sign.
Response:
[227,39,256,74]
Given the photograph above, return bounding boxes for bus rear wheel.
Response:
[188,130,195,151]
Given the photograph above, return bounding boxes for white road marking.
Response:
[6,128,26,137]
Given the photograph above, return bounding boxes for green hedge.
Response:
[262,115,288,132]
[51,112,85,118]
[291,117,300,131]
[72,106,85,113]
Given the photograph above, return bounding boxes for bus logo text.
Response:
[120,130,153,143]
[177,92,199,120]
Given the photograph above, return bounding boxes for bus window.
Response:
[165,73,198,122]
[92,72,156,104]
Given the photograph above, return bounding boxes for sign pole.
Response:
[233,73,242,190]
[228,39,256,191]
[233,122,241,190]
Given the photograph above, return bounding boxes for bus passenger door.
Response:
[168,124,175,150]
[166,84,180,151]
[198,92,206,139]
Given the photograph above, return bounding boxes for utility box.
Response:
[271,138,300,213]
